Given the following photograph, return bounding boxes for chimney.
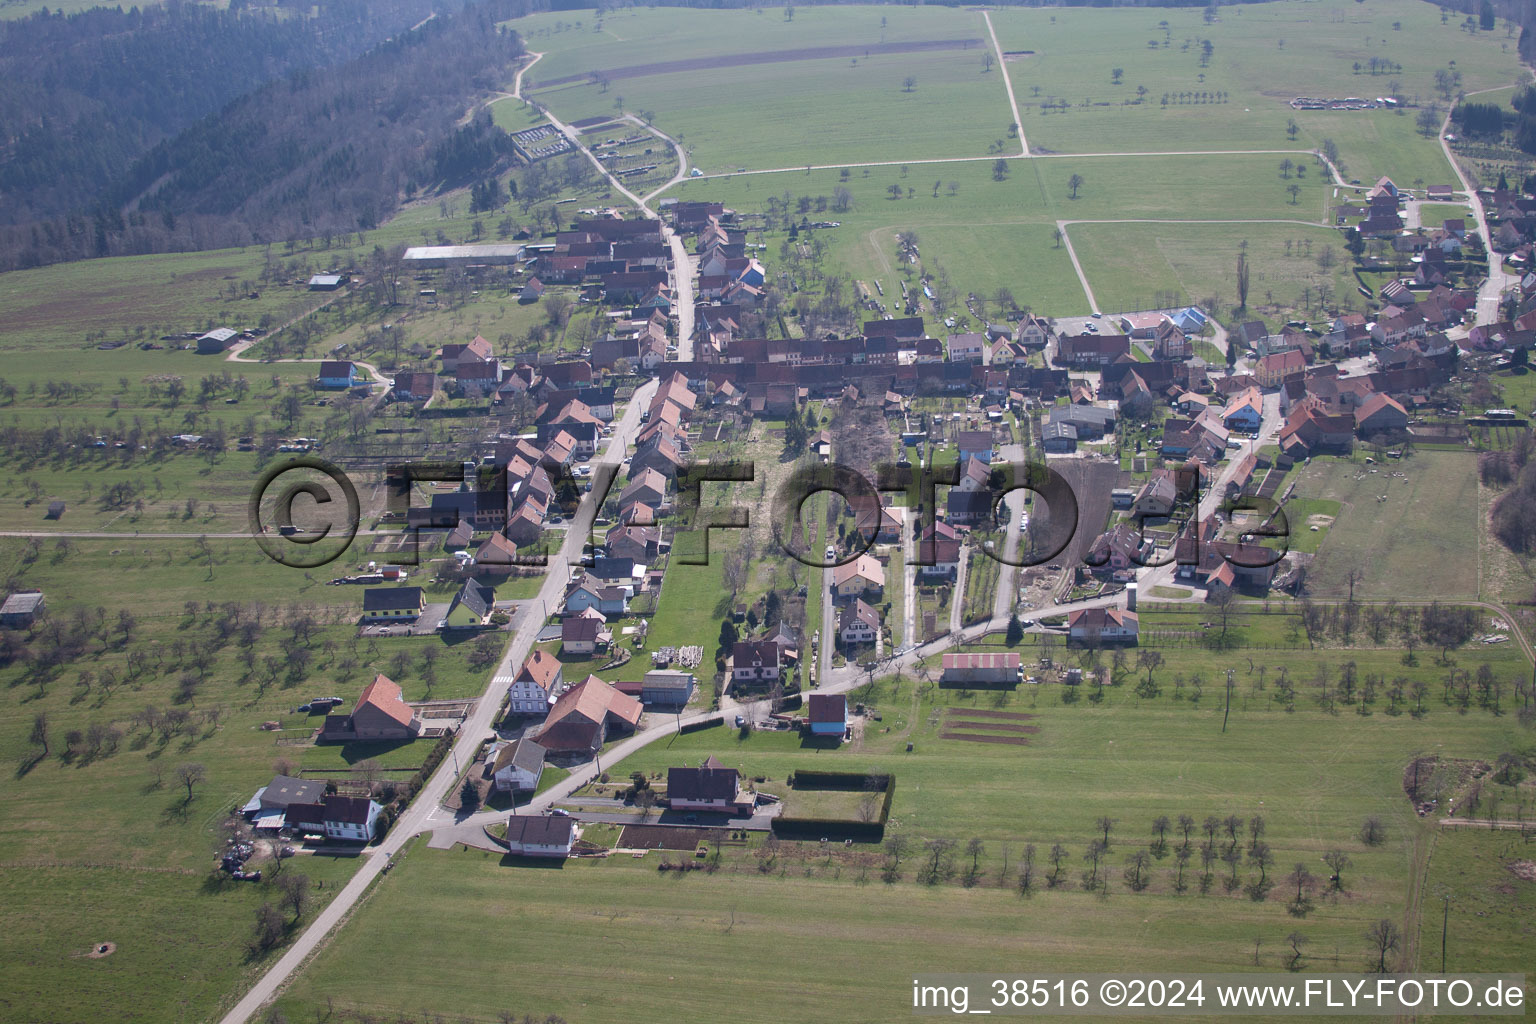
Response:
[1126,582,1138,612]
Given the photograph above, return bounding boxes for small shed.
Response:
[45,500,65,519]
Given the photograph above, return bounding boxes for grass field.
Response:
[1067,221,1360,324]
[270,660,1531,1022]
[1291,450,1480,600]
[658,152,1333,320]
[989,0,1520,183]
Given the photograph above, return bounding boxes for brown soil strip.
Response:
[618,825,720,850]
[944,708,1035,721]
[939,732,1031,745]
[946,721,1040,734]
[534,38,986,89]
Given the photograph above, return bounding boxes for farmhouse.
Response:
[1067,608,1140,644]
[534,676,643,758]
[504,814,575,857]
[509,651,565,716]
[941,652,1023,686]
[312,796,381,842]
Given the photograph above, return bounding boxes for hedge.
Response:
[771,771,896,842]
[786,769,893,791]
[771,816,886,841]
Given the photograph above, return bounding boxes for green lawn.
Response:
[269,656,1530,1022]
[1068,221,1362,325]
[990,0,1519,184]
[1291,450,1480,600]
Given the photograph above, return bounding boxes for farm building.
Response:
[941,652,1023,687]
[196,327,239,354]
[402,244,524,269]
[0,589,44,629]
[640,670,695,707]
[361,587,424,621]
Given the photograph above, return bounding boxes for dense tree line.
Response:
[1483,433,1536,555]
[0,0,447,228]
[0,0,542,271]
[1452,100,1508,137]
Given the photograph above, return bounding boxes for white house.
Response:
[1067,607,1140,644]
[320,796,381,842]
[508,650,564,715]
[838,598,880,646]
[490,737,546,793]
[505,814,575,857]
[667,755,746,813]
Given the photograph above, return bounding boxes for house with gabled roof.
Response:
[564,575,629,617]
[1222,387,1264,431]
[807,693,848,740]
[561,607,611,655]
[619,467,668,510]
[668,756,749,813]
[731,639,781,684]
[509,651,564,716]
[443,580,495,629]
[1354,392,1409,436]
[1256,349,1306,388]
[504,814,575,857]
[317,360,360,389]
[1068,608,1139,644]
[361,587,424,621]
[489,737,546,793]
[319,674,421,742]
[534,676,643,757]
[832,554,885,601]
[838,598,881,647]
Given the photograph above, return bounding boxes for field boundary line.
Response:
[982,9,1027,158]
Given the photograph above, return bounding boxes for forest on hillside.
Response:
[0,0,541,271]
[0,0,449,227]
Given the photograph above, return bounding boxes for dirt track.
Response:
[533,38,985,89]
